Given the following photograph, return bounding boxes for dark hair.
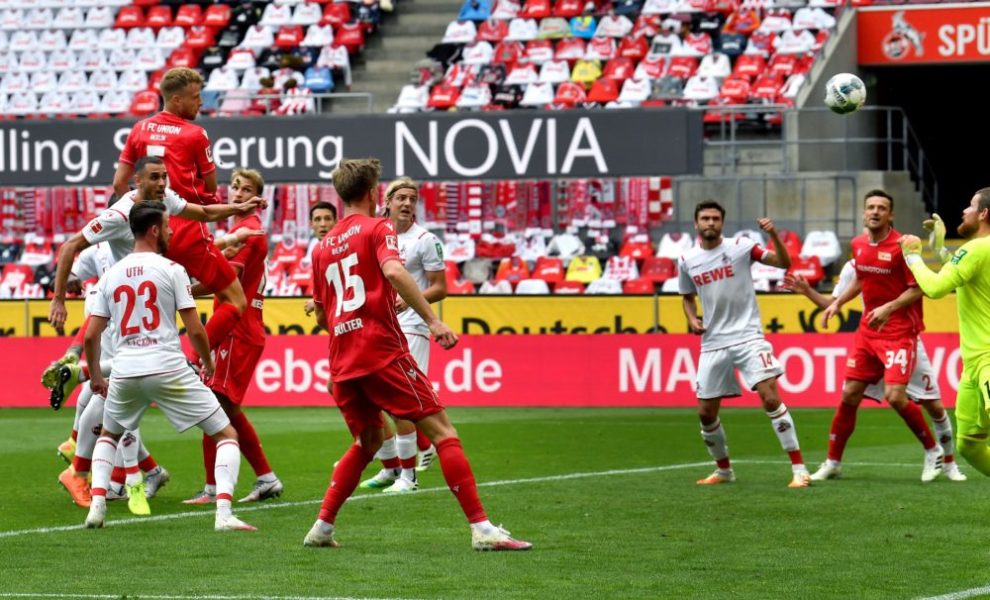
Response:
[974,188,990,220]
[694,200,726,221]
[134,155,164,174]
[864,189,894,210]
[129,201,167,238]
[309,201,337,221]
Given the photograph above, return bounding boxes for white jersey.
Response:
[81,189,188,265]
[831,259,857,298]
[75,243,117,362]
[396,222,445,336]
[90,252,196,378]
[678,236,768,351]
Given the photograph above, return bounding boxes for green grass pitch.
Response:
[1,406,988,600]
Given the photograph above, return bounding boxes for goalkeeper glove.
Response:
[922,213,949,263]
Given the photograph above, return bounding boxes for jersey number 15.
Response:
[325,253,367,317]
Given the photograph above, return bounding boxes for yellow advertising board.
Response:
[0,294,961,338]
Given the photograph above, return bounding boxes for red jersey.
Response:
[312,214,409,381]
[850,227,924,338]
[217,214,267,346]
[119,111,217,205]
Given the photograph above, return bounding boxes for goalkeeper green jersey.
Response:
[908,236,990,366]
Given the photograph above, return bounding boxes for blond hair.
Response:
[232,168,264,195]
[385,177,418,200]
[332,158,381,203]
[160,67,204,101]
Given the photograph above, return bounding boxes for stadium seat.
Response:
[515,278,550,294]
[115,5,146,29]
[0,263,34,289]
[801,230,842,266]
[553,280,584,294]
[447,279,477,295]
[147,5,173,28]
[494,256,530,284]
[641,256,677,283]
[586,278,622,294]
[787,255,824,288]
[479,279,514,294]
[623,278,654,294]
[129,90,160,117]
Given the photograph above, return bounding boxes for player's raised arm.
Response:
[180,196,267,223]
[756,217,791,269]
[382,260,457,349]
[900,234,980,299]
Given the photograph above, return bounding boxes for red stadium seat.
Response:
[532,257,565,283]
[183,25,216,48]
[786,255,824,287]
[115,6,146,29]
[146,5,173,28]
[553,0,584,17]
[769,229,803,258]
[640,256,676,283]
[553,81,587,107]
[203,3,231,27]
[732,54,765,80]
[668,56,699,79]
[174,4,204,27]
[321,3,352,27]
[447,279,477,295]
[428,83,460,109]
[276,25,305,48]
[334,23,365,54]
[494,257,531,284]
[623,279,655,294]
[1,264,34,288]
[520,0,552,18]
[129,90,160,116]
[553,280,585,294]
[166,47,200,69]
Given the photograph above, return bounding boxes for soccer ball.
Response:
[824,73,866,115]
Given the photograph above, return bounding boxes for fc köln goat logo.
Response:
[882,11,925,60]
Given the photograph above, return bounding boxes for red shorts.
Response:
[331,354,444,436]
[205,337,265,405]
[165,216,237,292]
[844,331,917,386]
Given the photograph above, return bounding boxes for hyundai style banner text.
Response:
[0,109,704,185]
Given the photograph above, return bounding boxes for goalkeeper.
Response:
[899,188,990,474]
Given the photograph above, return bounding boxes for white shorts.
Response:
[405,332,430,373]
[696,339,783,400]
[863,338,941,402]
[103,366,230,435]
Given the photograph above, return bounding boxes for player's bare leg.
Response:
[811,381,866,481]
[696,397,735,485]
[754,378,810,488]
[306,426,385,547]
[382,417,419,494]
[922,399,966,481]
[360,414,400,490]
[886,385,943,481]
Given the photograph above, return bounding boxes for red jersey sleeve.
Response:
[311,241,325,306]
[192,128,216,176]
[119,127,142,166]
[374,219,402,267]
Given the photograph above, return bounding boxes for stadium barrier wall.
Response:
[0,295,962,338]
[0,109,703,185]
[0,333,962,408]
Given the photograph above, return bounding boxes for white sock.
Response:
[375,436,398,462]
[767,404,805,472]
[932,413,955,460]
[257,472,277,483]
[120,430,142,486]
[214,440,241,518]
[470,520,498,535]
[700,419,730,468]
[396,432,417,461]
[400,468,417,483]
[91,436,117,497]
[75,394,106,464]
[137,439,150,463]
[73,386,93,432]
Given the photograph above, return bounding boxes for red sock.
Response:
[895,401,937,450]
[73,456,92,475]
[400,456,417,469]
[203,433,217,486]
[318,444,374,524]
[787,450,804,465]
[111,466,125,485]
[827,403,858,462]
[416,429,432,452]
[73,315,91,348]
[382,457,400,469]
[204,303,241,350]
[436,437,488,524]
[71,430,78,442]
[230,411,272,476]
[138,455,158,472]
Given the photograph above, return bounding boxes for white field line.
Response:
[917,586,990,600]
[0,459,921,540]
[0,595,418,600]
